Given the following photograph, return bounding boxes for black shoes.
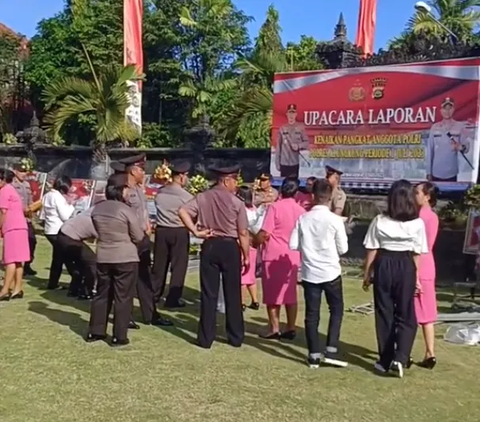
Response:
[248,302,260,310]
[85,333,107,343]
[260,332,281,340]
[0,293,11,302]
[307,357,321,369]
[419,357,437,370]
[128,320,140,330]
[10,291,24,300]
[24,265,37,276]
[150,316,174,327]
[164,300,186,309]
[111,337,130,347]
[280,330,296,340]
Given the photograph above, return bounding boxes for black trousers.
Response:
[27,222,36,264]
[280,164,299,178]
[45,234,79,290]
[373,250,418,368]
[57,232,96,295]
[303,277,344,355]
[198,237,244,348]
[136,235,160,323]
[89,262,138,341]
[153,226,189,305]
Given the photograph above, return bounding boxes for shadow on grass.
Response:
[26,276,376,371]
[28,300,88,339]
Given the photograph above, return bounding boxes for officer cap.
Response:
[118,153,146,169]
[286,104,297,112]
[209,163,240,177]
[170,159,191,175]
[12,162,28,172]
[110,161,126,173]
[107,173,128,188]
[326,165,343,176]
[259,173,273,181]
[442,97,454,107]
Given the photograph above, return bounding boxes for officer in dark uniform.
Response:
[152,159,193,308]
[178,164,250,348]
[325,165,347,216]
[115,153,173,327]
[11,162,37,275]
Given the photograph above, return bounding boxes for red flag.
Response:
[355,0,377,56]
[124,0,143,76]
[124,0,143,131]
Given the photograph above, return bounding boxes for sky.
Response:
[1,0,419,49]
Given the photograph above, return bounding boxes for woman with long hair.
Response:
[257,177,305,339]
[87,174,144,346]
[0,169,30,300]
[237,185,260,311]
[363,180,427,378]
[414,182,439,369]
[42,176,76,290]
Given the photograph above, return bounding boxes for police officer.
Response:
[253,173,278,207]
[178,164,250,349]
[152,159,193,308]
[426,97,472,182]
[11,162,37,276]
[326,165,347,216]
[275,104,309,178]
[115,153,173,327]
[58,208,97,299]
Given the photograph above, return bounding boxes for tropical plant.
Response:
[392,0,480,46]
[2,133,18,144]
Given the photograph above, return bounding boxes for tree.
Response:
[253,4,284,59]
[25,0,123,109]
[0,30,28,136]
[43,64,140,178]
[177,0,251,121]
[393,0,480,46]
[286,35,322,71]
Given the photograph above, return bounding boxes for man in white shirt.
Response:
[289,179,348,368]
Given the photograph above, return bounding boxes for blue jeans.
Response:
[303,277,344,355]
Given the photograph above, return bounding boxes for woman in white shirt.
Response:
[42,176,76,290]
[363,180,428,378]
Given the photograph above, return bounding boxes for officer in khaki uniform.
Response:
[11,162,37,275]
[113,153,173,327]
[153,159,193,308]
[253,173,278,207]
[426,97,472,182]
[275,104,309,178]
[326,165,347,216]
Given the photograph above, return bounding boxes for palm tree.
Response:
[43,64,140,179]
[399,0,480,43]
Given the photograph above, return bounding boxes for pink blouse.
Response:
[261,198,305,261]
[0,183,28,234]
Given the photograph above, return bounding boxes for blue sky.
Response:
[1,0,418,49]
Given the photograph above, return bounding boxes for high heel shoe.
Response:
[419,357,437,370]
[0,292,11,301]
[10,291,24,300]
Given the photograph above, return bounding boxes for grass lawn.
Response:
[1,237,479,422]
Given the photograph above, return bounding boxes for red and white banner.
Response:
[355,0,377,56]
[272,57,480,190]
[124,0,143,132]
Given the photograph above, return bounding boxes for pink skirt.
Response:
[414,278,437,324]
[241,247,257,286]
[2,229,30,265]
[261,259,299,305]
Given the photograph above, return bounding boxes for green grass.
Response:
[0,237,479,422]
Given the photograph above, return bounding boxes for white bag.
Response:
[444,324,480,345]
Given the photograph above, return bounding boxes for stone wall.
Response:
[0,144,270,182]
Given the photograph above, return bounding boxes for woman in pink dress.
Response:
[237,186,260,311]
[414,182,439,369]
[0,169,30,301]
[257,177,305,339]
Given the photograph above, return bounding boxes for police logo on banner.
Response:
[371,77,387,100]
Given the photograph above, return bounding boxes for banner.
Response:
[124,0,143,132]
[271,57,480,191]
[355,0,377,56]
[463,209,480,255]
[25,172,47,203]
[44,178,95,216]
